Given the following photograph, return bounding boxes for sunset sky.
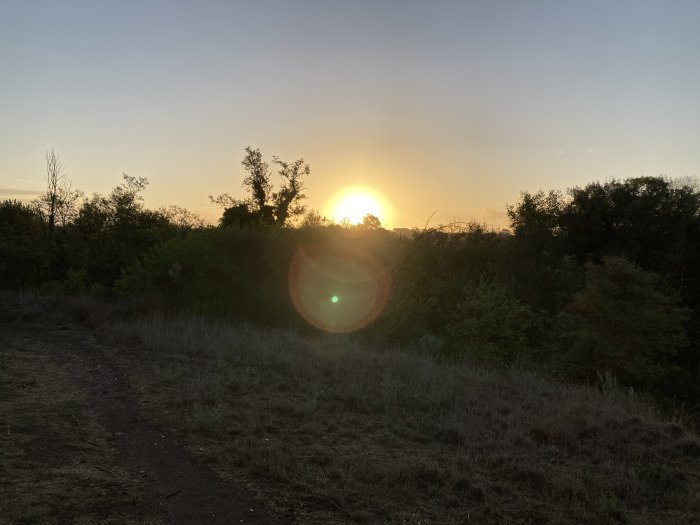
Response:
[1,0,699,228]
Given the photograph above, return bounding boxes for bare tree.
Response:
[158,205,206,229]
[45,148,65,234]
[35,149,83,230]
[53,181,84,227]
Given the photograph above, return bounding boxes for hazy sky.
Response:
[2,0,699,228]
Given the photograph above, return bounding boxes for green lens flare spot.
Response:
[330,295,340,303]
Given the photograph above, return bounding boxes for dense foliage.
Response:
[2,155,698,410]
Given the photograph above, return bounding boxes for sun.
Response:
[329,188,389,226]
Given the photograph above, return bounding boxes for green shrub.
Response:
[445,277,540,365]
[553,256,689,389]
[118,226,297,325]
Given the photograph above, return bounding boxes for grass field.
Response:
[2,292,699,523]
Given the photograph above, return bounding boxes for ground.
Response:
[1,304,699,524]
[0,323,279,525]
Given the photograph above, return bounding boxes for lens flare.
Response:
[288,244,391,333]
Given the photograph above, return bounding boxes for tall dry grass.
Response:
[106,312,700,524]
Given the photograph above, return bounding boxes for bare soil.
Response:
[0,322,281,524]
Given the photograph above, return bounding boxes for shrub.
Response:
[553,256,689,389]
[118,226,297,325]
[445,277,540,365]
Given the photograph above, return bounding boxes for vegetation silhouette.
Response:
[1,148,699,410]
[210,146,309,227]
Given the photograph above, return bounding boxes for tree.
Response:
[69,174,173,288]
[360,213,382,230]
[299,209,329,228]
[446,277,538,364]
[558,177,700,286]
[211,147,309,227]
[0,200,46,288]
[33,149,84,229]
[271,156,309,225]
[157,205,206,231]
[44,148,64,235]
[554,256,689,388]
[505,176,700,309]
[505,190,568,310]
[30,149,85,280]
[506,189,564,252]
[220,203,259,227]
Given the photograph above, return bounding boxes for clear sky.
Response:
[1,0,699,228]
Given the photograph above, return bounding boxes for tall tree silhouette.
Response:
[211,147,309,227]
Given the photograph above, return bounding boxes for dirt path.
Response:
[0,323,282,525]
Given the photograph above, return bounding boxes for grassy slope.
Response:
[106,314,700,524]
[2,293,699,524]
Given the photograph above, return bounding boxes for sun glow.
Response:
[329,188,389,226]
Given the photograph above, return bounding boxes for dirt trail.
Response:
[0,323,282,525]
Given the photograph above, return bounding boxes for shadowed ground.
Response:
[0,323,280,525]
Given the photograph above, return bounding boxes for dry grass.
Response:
[2,292,699,523]
[0,291,133,327]
[105,313,700,524]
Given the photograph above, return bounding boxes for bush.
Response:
[553,256,689,389]
[0,200,47,289]
[445,277,540,365]
[118,226,297,325]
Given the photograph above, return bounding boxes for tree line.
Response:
[1,148,699,410]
